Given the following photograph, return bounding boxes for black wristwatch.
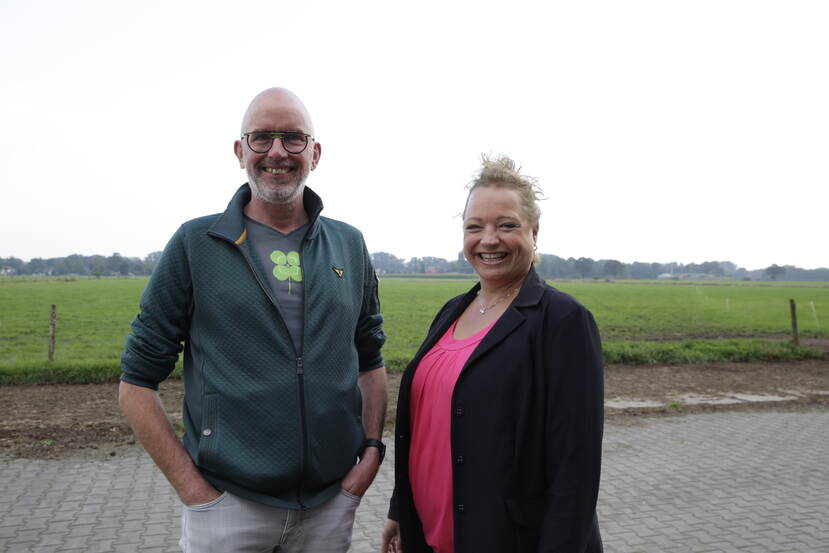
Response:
[359,438,386,464]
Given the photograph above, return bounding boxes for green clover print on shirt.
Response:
[270,250,303,294]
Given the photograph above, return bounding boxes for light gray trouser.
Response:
[179,489,361,553]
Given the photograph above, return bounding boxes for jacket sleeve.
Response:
[120,226,193,390]
[388,486,400,520]
[355,240,386,371]
[540,306,604,552]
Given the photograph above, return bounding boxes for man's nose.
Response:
[267,137,289,157]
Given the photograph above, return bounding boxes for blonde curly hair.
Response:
[463,154,544,229]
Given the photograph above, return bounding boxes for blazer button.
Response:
[454,407,464,417]
[456,504,465,513]
[455,455,464,464]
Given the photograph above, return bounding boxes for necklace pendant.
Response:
[479,306,486,314]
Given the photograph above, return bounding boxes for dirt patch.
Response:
[0,383,185,459]
[602,360,829,422]
[1,360,827,459]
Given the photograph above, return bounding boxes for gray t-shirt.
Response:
[245,217,308,352]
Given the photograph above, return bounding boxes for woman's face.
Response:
[463,186,537,288]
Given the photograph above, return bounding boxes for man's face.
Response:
[234,92,321,206]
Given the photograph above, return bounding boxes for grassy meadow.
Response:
[0,276,826,384]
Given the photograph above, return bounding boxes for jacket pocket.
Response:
[196,393,219,466]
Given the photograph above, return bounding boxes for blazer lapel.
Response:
[412,284,479,362]
[464,267,546,369]
[399,283,480,402]
[465,305,525,368]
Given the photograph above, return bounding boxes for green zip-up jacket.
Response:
[120,184,386,509]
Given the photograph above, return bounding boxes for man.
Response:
[119,88,387,553]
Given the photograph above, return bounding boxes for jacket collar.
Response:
[510,265,547,308]
[208,183,325,244]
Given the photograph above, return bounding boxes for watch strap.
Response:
[360,438,386,464]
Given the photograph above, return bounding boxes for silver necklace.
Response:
[476,287,518,315]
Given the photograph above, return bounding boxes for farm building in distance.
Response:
[657,272,718,281]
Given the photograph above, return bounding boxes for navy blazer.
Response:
[389,267,604,553]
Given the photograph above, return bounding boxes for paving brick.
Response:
[108,543,141,553]
[35,532,69,547]
[30,545,61,553]
[8,529,40,543]
[65,523,96,538]
[83,540,115,553]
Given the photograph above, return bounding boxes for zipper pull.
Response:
[296,357,304,375]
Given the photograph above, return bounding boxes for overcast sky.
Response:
[1,0,826,270]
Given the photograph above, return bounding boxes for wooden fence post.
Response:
[789,299,799,346]
[48,304,57,361]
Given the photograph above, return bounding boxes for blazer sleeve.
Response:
[388,486,400,521]
[539,305,604,552]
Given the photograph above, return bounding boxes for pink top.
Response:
[408,318,496,553]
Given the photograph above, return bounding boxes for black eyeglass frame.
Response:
[241,131,315,154]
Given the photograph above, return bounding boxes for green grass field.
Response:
[0,276,826,384]
[379,277,828,367]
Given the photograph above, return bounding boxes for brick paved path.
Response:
[1,409,827,552]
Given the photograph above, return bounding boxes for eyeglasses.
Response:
[242,131,314,154]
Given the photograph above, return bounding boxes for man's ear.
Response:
[311,141,321,171]
[234,140,244,168]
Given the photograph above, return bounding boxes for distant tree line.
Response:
[0,252,162,277]
[2,253,828,281]
[370,252,829,282]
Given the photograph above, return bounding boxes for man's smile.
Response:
[264,167,292,175]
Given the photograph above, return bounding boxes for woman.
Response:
[382,156,604,553]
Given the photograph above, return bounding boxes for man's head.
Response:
[234,88,321,206]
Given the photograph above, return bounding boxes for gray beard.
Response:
[248,172,304,205]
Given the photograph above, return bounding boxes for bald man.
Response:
[119,88,387,553]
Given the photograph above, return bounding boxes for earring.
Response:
[533,243,538,251]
